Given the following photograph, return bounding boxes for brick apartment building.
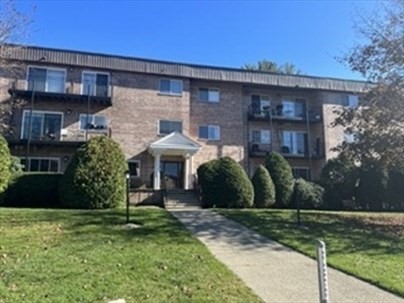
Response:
[0,46,369,190]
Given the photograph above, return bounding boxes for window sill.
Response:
[157,92,183,97]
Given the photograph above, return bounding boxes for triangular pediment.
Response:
[149,132,200,155]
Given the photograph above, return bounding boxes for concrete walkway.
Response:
[169,209,403,303]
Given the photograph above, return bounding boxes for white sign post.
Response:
[316,240,329,303]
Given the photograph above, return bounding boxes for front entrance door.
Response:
[161,161,184,189]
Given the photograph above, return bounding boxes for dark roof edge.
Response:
[2,44,372,92]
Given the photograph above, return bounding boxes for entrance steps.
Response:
[165,190,201,209]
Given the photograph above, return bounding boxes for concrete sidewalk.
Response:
[169,209,403,303]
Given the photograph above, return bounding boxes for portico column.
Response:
[184,154,190,190]
[188,155,194,189]
[153,153,161,190]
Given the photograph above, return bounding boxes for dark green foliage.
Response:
[3,173,62,207]
[356,161,389,211]
[386,169,404,211]
[265,152,294,208]
[59,136,127,209]
[0,135,11,193]
[320,156,358,210]
[293,178,324,209]
[251,165,276,208]
[197,157,254,208]
[197,159,220,208]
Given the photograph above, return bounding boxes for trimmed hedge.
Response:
[3,173,62,207]
[0,135,11,194]
[197,157,254,208]
[265,152,294,208]
[59,136,127,209]
[251,165,276,208]
[293,178,324,209]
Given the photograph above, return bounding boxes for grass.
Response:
[216,209,404,297]
[0,207,262,303]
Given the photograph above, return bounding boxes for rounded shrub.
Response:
[293,178,324,209]
[251,165,276,208]
[265,152,294,208]
[217,157,254,208]
[0,135,11,194]
[197,159,220,208]
[59,136,127,209]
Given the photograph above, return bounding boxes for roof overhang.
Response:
[148,132,200,156]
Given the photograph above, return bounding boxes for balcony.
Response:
[247,106,322,123]
[6,128,112,148]
[248,143,324,159]
[8,85,112,106]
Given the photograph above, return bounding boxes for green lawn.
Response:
[0,207,262,303]
[216,209,404,297]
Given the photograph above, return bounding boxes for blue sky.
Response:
[16,0,380,80]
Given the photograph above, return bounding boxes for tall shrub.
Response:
[197,159,220,208]
[0,135,11,194]
[265,152,294,208]
[59,136,127,209]
[293,178,324,209]
[217,157,254,208]
[251,165,276,208]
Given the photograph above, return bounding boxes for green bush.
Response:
[197,159,220,208]
[293,178,324,209]
[320,156,358,210]
[3,173,62,207]
[197,157,254,208]
[0,135,11,194]
[265,152,294,208]
[387,168,404,211]
[251,165,276,208]
[59,136,127,209]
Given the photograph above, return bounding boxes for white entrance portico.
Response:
[148,132,200,190]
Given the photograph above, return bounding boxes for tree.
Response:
[0,135,11,194]
[251,165,276,208]
[242,59,301,74]
[334,0,404,170]
[0,0,34,134]
[265,152,294,208]
[59,136,127,209]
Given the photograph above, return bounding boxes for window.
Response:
[82,72,109,97]
[292,168,311,180]
[21,110,63,140]
[20,157,60,172]
[159,79,183,95]
[199,88,220,103]
[281,131,307,155]
[128,160,140,177]
[251,130,271,144]
[79,114,108,131]
[251,95,270,115]
[158,120,182,135]
[27,67,66,93]
[344,130,359,143]
[342,95,359,107]
[198,125,220,140]
[280,99,305,118]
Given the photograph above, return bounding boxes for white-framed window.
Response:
[199,88,220,103]
[128,160,140,177]
[20,157,60,172]
[21,110,63,140]
[250,130,271,144]
[27,66,66,93]
[280,99,305,118]
[281,131,307,155]
[342,95,359,108]
[159,79,183,95]
[251,95,270,115]
[158,120,182,135]
[292,167,311,180]
[198,125,220,140]
[79,114,108,131]
[82,71,110,97]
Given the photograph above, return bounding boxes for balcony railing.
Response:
[8,82,112,106]
[248,106,322,122]
[248,143,324,159]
